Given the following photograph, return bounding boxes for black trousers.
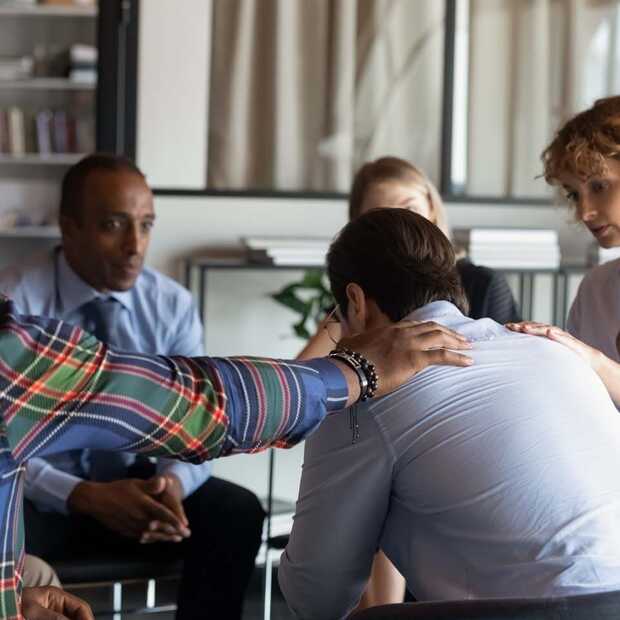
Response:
[24,476,265,620]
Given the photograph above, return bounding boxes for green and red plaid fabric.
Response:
[0,297,347,618]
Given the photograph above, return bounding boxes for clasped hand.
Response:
[22,586,93,620]
[68,474,190,544]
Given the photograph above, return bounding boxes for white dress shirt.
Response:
[279,301,620,620]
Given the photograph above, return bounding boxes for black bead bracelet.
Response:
[328,348,379,402]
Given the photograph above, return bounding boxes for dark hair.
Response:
[59,153,146,221]
[327,208,468,322]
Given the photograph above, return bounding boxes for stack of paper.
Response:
[243,237,330,266]
[69,44,97,84]
[0,56,32,81]
[453,228,561,269]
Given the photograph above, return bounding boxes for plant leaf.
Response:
[271,289,311,315]
[301,269,325,289]
[270,268,333,340]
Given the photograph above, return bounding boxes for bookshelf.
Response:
[0,153,85,165]
[0,225,59,238]
[0,1,97,230]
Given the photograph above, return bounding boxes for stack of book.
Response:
[0,106,93,156]
[0,108,22,154]
[243,237,331,266]
[453,228,561,269]
[69,44,97,84]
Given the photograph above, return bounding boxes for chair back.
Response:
[351,590,620,619]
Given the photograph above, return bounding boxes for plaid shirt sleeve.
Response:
[0,298,348,619]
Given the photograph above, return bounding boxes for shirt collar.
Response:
[56,248,134,315]
[404,300,466,324]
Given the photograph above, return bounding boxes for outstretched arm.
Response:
[1,299,473,463]
[0,301,349,463]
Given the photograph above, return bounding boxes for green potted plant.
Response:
[270,269,333,339]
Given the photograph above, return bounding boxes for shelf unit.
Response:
[0,225,59,238]
[0,78,95,90]
[0,2,98,226]
[0,4,97,17]
[0,153,85,165]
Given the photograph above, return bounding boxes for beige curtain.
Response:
[466,0,620,198]
[207,0,445,192]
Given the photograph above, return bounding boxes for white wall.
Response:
[136,0,210,188]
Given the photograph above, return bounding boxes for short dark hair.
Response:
[59,153,145,221]
[327,208,468,322]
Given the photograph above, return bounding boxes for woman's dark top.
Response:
[456,258,521,324]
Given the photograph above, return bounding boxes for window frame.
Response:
[121,0,554,205]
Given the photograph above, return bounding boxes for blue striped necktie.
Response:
[79,296,132,481]
[78,296,122,346]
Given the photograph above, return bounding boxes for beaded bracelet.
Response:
[328,348,379,402]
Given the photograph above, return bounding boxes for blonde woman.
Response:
[300,156,520,359]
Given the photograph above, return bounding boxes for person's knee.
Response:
[227,484,265,527]
[188,479,265,538]
[23,555,61,588]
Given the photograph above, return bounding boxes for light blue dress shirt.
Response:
[0,247,210,514]
[279,301,620,620]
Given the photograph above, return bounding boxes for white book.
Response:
[469,241,560,251]
[474,259,561,269]
[470,251,560,261]
[266,248,327,256]
[471,249,560,261]
[69,69,97,85]
[7,107,24,155]
[456,228,558,246]
[267,251,327,262]
[271,255,325,266]
[247,248,325,266]
[70,44,98,65]
[472,247,560,258]
[470,229,558,244]
[244,236,331,251]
